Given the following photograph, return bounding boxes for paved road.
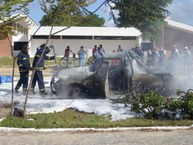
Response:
[0,127,193,145]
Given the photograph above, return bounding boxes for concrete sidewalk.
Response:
[0,127,193,145]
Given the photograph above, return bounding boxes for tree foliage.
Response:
[39,0,105,26]
[106,0,172,40]
[0,0,33,39]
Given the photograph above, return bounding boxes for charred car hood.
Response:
[56,67,94,84]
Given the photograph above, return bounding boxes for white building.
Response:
[28,26,141,57]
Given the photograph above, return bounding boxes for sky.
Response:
[28,0,193,26]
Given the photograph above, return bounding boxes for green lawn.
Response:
[1,109,193,128]
[0,57,14,67]
[0,57,60,68]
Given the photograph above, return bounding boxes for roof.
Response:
[12,13,37,27]
[0,13,37,27]
[165,19,193,34]
[29,26,141,37]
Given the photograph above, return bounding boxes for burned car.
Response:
[50,50,193,98]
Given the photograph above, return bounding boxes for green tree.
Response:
[74,14,105,27]
[0,0,33,39]
[39,0,105,26]
[107,0,172,41]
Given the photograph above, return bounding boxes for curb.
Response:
[1,117,193,133]
[0,126,192,133]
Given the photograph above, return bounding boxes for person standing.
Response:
[30,44,55,94]
[168,45,179,73]
[77,46,87,67]
[146,49,153,65]
[151,48,160,66]
[170,45,179,61]
[64,46,73,67]
[92,45,97,57]
[117,45,123,52]
[159,47,166,63]
[15,44,31,93]
[94,46,105,60]
[99,44,105,54]
[181,46,191,72]
[134,44,144,61]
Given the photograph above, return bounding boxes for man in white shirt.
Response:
[94,46,105,60]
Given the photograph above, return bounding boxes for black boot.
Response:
[40,91,48,95]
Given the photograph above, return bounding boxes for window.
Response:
[94,36,136,40]
[32,35,60,39]
[62,36,92,39]
[14,42,28,51]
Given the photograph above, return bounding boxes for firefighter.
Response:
[30,44,55,94]
[15,44,31,93]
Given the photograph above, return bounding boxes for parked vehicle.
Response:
[50,50,193,98]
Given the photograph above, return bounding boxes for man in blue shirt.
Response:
[77,46,87,67]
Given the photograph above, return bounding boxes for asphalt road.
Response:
[0,127,193,145]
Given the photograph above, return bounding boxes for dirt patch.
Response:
[0,101,20,118]
[0,107,11,117]
[0,102,12,117]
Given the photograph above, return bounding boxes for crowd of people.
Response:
[132,44,192,74]
[63,44,106,67]
[62,43,193,74]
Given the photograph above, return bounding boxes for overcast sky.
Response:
[167,0,193,26]
[28,0,193,26]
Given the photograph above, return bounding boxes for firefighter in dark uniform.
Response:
[15,44,31,93]
[31,44,55,94]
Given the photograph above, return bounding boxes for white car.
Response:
[50,50,193,98]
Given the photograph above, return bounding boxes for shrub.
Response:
[177,90,193,119]
[129,89,193,120]
[165,97,181,111]
[131,90,165,119]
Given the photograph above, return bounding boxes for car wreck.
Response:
[50,50,193,98]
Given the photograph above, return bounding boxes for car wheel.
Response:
[50,74,61,95]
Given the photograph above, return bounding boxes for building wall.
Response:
[12,33,29,57]
[30,38,139,57]
[0,36,12,57]
[163,27,193,51]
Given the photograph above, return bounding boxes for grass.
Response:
[0,56,61,68]
[1,109,193,128]
[0,57,14,67]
